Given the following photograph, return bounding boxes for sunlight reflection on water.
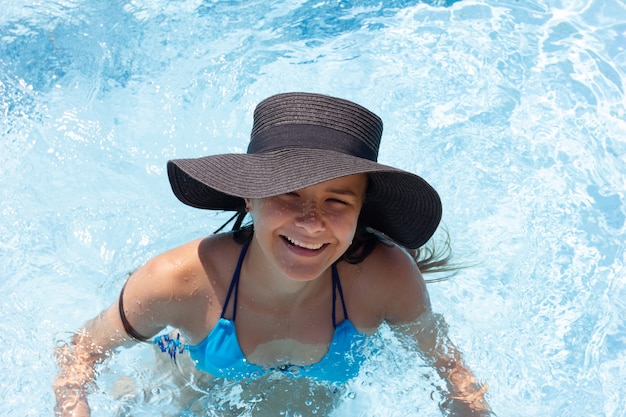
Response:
[1,0,625,415]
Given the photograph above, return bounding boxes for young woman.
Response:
[54,92,490,416]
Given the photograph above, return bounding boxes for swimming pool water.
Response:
[1,0,625,416]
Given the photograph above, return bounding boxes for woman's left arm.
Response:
[377,246,491,416]
[399,311,491,416]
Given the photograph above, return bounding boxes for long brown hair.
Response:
[341,223,457,281]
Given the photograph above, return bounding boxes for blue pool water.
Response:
[1,0,625,416]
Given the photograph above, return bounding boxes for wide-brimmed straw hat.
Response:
[167,92,441,248]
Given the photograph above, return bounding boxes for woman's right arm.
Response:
[53,238,213,416]
[53,242,198,417]
[53,302,135,417]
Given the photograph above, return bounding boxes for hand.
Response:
[441,369,490,416]
[54,343,93,417]
[54,384,91,417]
[444,398,493,417]
[443,379,491,417]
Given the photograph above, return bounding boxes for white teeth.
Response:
[286,236,324,250]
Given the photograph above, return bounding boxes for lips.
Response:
[282,235,327,251]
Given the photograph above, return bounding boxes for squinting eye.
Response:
[328,198,348,205]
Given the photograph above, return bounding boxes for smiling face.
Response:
[245,174,368,282]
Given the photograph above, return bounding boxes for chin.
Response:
[282,266,328,282]
[276,258,335,281]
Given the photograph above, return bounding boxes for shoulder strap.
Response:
[331,264,349,328]
[221,241,250,321]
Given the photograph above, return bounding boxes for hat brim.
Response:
[167,148,441,248]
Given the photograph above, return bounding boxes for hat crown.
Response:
[248,92,383,161]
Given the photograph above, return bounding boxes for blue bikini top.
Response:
[187,242,367,384]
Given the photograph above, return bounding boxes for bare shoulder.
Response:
[121,234,241,335]
[130,238,204,292]
[131,234,239,291]
[346,242,430,326]
[362,242,421,279]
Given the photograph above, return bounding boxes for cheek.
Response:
[325,210,360,239]
[252,200,290,228]
[345,221,359,242]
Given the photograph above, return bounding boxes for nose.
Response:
[294,201,325,233]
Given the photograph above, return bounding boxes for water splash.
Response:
[1,0,625,416]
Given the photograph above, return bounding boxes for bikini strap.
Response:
[331,264,349,328]
[220,241,250,321]
[221,244,346,326]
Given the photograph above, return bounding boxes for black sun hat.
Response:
[167,92,441,249]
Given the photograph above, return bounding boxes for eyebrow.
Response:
[326,188,359,197]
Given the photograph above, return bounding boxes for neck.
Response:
[242,238,331,306]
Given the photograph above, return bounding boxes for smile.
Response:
[283,236,326,250]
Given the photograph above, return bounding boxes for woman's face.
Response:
[245,174,367,281]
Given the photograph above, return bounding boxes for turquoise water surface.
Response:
[1,0,625,416]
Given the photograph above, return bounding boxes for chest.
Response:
[233,299,338,366]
